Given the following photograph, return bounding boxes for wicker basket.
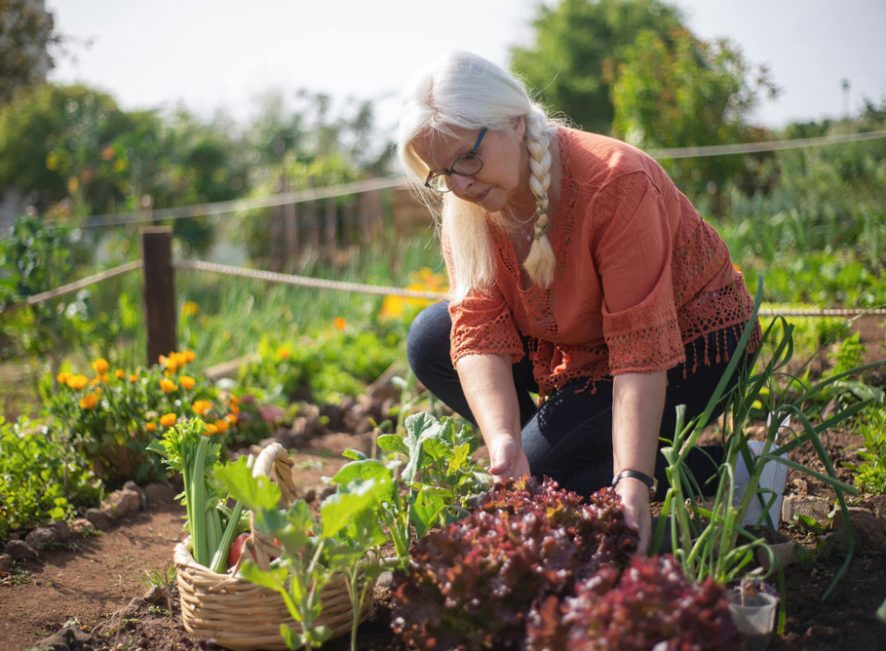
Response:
[174,443,372,651]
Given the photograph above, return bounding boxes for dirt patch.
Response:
[1,498,185,650]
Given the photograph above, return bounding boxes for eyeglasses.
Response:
[424,128,487,193]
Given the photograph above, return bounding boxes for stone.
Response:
[868,494,886,521]
[832,507,886,552]
[143,584,167,604]
[123,481,148,509]
[70,518,97,535]
[85,508,113,531]
[755,540,797,572]
[48,520,72,541]
[101,489,142,520]
[144,482,177,504]
[4,539,38,561]
[24,526,57,550]
[0,553,12,572]
[780,495,831,525]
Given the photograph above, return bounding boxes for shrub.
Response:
[0,417,101,540]
[47,351,239,486]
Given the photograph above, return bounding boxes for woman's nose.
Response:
[449,173,475,196]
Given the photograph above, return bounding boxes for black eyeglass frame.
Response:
[424,127,488,193]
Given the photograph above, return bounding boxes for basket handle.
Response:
[243,442,298,571]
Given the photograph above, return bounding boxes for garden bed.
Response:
[2,415,884,651]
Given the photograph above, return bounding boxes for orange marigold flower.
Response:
[66,374,89,390]
[79,392,100,409]
[92,358,110,374]
[182,350,197,363]
[115,369,125,380]
[145,422,157,432]
[192,399,212,416]
[333,316,347,331]
[224,413,239,425]
[57,371,72,385]
[179,375,196,390]
[213,419,229,433]
[128,374,139,383]
[277,346,290,361]
[228,394,239,406]
[203,423,219,436]
[228,403,240,415]
[160,378,178,393]
[159,413,177,427]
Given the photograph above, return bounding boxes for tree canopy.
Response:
[510,0,683,133]
[0,0,59,104]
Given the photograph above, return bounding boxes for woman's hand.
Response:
[614,478,652,554]
[487,435,531,482]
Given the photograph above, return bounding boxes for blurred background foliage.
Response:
[1,0,883,416]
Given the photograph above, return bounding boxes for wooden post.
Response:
[142,227,177,366]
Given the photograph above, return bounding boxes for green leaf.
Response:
[376,434,409,455]
[239,560,288,592]
[410,485,450,537]
[214,457,281,511]
[279,623,304,649]
[330,459,393,500]
[341,448,367,461]
[320,480,380,539]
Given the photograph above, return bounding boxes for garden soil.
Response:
[3,347,886,651]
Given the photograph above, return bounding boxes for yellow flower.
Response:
[79,392,100,409]
[182,350,197,363]
[179,375,196,390]
[67,177,79,194]
[160,378,178,393]
[182,301,200,317]
[159,413,177,427]
[203,423,219,436]
[333,316,347,331]
[213,419,229,434]
[160,354,179,373]
[66,374,89,390]
[57,371,71,385]
[115,369,125,380]
[277,346,290,361]
[145,422,157,432]
[92,358,110,374]
[192,399,212,416]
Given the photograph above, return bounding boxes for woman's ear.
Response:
[511,116,527,140]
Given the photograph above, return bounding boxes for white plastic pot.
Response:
[727,589,779,651]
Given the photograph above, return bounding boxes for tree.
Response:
[0,0,59,104]
[510,0,683,134]
[610,28,777,215]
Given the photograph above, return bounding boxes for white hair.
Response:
[398,51,558,302]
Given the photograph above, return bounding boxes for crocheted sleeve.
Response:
[442,231,525,368]
[591,172,685,375]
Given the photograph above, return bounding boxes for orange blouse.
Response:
[446,127,760,397]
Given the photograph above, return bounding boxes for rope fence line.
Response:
[11,257,885,319]
[63,129,886,230]
[0,261,143,315]
[83,176,408,229]
[647,129,886,159]
[174,260,448,301]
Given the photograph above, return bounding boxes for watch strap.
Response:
[611,469,657,498]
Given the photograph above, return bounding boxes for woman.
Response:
[399,51,760,551]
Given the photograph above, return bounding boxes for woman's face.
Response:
[412,119,529,213]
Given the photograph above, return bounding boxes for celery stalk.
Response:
[211,455,255,573]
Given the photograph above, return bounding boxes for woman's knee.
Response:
[406,302,452,377]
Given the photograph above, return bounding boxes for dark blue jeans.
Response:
[407,301,746,499]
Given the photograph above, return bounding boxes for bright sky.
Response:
[46,0,886,133]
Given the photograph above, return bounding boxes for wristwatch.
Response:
[611,469,658,499]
